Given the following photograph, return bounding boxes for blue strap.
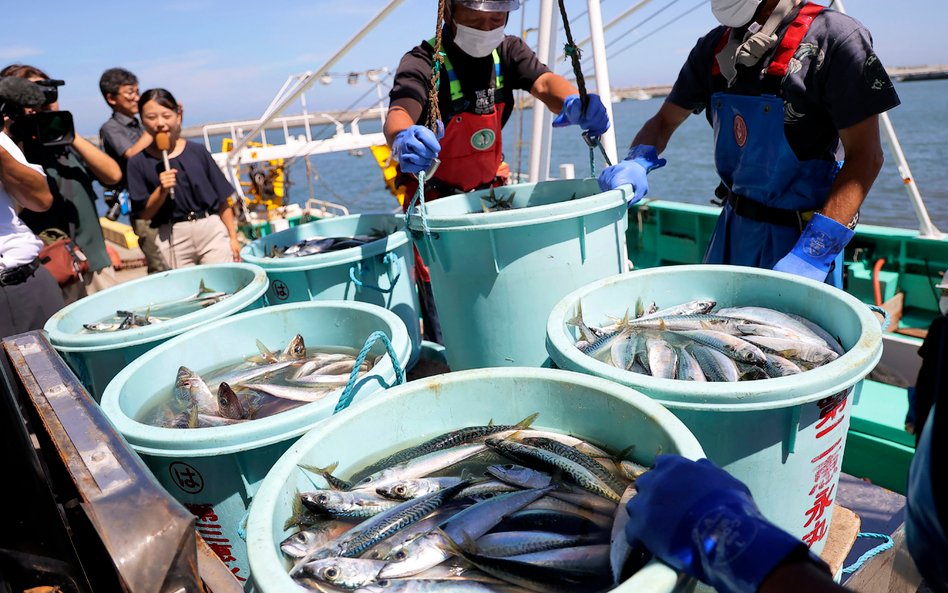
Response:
[333,331,406,414]
[867,304,891,331]
[349,252,402,294]
[842,532,894,575]
[236,510,249,541]
[405,170,433,239]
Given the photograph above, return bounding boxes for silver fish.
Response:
[741,335,839,366]
[645,337,677,379]
[688,344,740,382]
[675,347,707,381]
[672,329,767,365]
[173,367,217,415]
[295,557,387,589]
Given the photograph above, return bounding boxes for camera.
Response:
[0,77,75,148]
[103,189,129,221]
[10,111,75,148]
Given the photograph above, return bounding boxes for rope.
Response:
[556,0,601,177]
[405,170,433,239]
[842,532,894,575]
[426,0,448,134]
[333,330,406,414]
[348,252,402,294]
[557,0,589,114]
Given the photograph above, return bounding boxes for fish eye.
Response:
[317,494,330,504]
[359,477,372,484]
[504,464,515,469]
[393,550,407,561]
[324,567,339,578]
[394,486,406,495]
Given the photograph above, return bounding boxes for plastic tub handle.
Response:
[348,252,402,294]
[867,304,890,331]
[333,330,406,414]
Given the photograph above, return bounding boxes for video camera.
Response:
[0,77,75,148]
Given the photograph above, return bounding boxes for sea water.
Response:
[105,79,948,232]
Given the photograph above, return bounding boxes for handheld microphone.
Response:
[154,131,175,200]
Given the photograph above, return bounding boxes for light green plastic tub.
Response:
[546,265,884,554]
[408,178,632,370]
[246,367,704,593]
[240,214,421,367]
[45,263,269,401]
[99,301,411,584]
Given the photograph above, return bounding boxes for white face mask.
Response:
[711,0,762,27]
[453,22,506,58]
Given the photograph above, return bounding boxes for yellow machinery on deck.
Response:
[221,138,288,212]
[370,143,407,207]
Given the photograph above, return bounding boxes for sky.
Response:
[4,0,947,137]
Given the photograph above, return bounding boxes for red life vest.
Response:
[711,2,825,81]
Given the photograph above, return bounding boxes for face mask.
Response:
[711,0,762,27]
[453,22,506,58]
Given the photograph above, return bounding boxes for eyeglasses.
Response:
[118,89,140,99]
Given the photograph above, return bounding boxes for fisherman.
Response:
[599,0,901,287]
[385,0,610,342]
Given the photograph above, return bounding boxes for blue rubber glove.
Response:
[625,455,814,593]
[392,125,442,174]
[597,145,667,206]
[773,213,855,282]
[551,94,610,136]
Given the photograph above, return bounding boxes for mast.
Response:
[529,0,558,182]
[224,0,405,172]
[834,0,944,239]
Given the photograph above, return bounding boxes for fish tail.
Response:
[515,412,539,429]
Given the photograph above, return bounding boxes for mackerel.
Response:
[351,414,537,482]
[485,438,621,502]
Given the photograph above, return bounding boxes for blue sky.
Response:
[5,0,946,136]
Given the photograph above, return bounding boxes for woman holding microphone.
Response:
[127,88,240,268]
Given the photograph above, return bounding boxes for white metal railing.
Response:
[304,198,350,219]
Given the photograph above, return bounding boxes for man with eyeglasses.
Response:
[98,67,167,274]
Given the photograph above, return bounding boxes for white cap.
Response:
[711,0,762,27]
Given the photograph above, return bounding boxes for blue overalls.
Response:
[703,3,845,286]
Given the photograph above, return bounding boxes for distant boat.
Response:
[630,89,652,101]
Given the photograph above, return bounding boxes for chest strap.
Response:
[711,2,825,83]
[428,38,504,105]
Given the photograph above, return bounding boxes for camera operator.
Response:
[1,65,121,304]
[98,67,167,274]
[0,77,65,337]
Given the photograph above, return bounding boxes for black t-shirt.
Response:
[127,141,235,227]
[389,30,550,130]
[666,6,901,162]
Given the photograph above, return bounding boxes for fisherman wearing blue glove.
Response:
[599,0,901,287]
[385,0,609,342]
[628,407,948,593]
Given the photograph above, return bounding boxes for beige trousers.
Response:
[156,215,232,268]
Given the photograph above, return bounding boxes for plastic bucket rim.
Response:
[240,214,410,270]
[98,300,411,457]
[44,263,269,349]
[245,366,705,592]
[406,182,632,232]
[545,265,884,410]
